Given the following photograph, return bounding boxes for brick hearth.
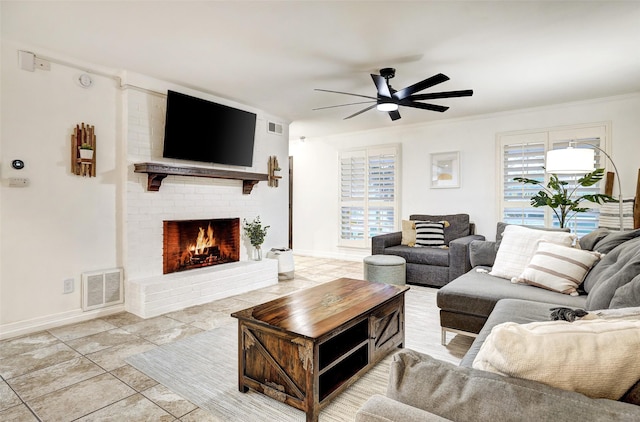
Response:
[126,259,277,318]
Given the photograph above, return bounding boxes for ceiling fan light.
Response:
[376,102,398,112]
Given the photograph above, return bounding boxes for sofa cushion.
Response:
[388,349,640,422]
[489,225,576,280]
[385,245,449,267]
[472,318,640,400]
[437,270,587,324]
[584,236,640,309]
[513,242,601,296]
[592,228,640,254]
[460,299,558,367]
[610,274,640,309]
[579,228,611,250]
[415,221,446,247]
[355,394,452,422]
[410,214,469,245]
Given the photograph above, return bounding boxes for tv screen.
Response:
[163,90,257,167]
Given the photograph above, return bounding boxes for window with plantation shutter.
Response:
[498,123,610,237]
[340,145,400,247]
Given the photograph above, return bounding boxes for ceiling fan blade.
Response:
[409,89,474,101]
[313,100,376,111]
[344,104,377,120]
[315,88,377,100]
[393,73,450,100]
[401,102,450,113]
[371,74,392,98]
[388,110,401,121]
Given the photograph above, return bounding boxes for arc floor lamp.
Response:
[545,142,624,231]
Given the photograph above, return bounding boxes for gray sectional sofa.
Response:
[371,214,484,287]
[356,226,640,422]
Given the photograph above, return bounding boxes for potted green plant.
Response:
[79,143,94,160]
[514,168,615,228]
[243,216,270,260]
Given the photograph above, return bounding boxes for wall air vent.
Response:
[82,268,124,311]
[267,121,283,135]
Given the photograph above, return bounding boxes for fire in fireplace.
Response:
[163,218,240,274]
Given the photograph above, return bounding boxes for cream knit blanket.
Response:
[472,319,640,399]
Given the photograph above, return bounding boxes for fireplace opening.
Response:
[163,218,240,274]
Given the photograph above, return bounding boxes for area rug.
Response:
[126,321,389,421]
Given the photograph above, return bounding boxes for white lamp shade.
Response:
[545,147,595,174]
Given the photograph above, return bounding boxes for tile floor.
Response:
[0,256,373,421]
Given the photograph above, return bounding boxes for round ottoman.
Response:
[363,255,406,285]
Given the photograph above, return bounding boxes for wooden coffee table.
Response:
[231,278,409,422]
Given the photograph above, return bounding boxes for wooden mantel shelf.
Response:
[134,162,268,194]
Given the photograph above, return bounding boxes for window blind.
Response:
[499,124,608,237]
[340,146,399,247]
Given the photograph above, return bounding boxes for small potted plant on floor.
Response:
[243,216,270,260]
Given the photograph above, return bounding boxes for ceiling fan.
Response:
[314,67,473,121]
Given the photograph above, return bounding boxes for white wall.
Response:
[1,40,120,334]
[290,94,640,259]
[0,41,289,338]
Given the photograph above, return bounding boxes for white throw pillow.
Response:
[513,241,601,296]
[489,225,576,280]
[472,319,640,400]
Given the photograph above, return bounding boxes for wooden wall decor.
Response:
[71,123,96,177]
[604,171,615,196]
[268,155,281,187]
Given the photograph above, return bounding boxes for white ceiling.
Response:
[3,1,640,140]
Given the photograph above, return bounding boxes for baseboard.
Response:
[293,249,368,262]
[0,304,126,340]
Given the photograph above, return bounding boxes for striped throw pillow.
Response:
[598,198,635,230]
[414,221,448,247]
[513,241,601,296]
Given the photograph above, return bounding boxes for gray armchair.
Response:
[372,214,484,287]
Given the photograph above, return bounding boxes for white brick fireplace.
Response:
[126,260,277,318]
[123,77,287,318]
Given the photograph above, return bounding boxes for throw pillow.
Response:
[578,228,610,251]
[414,220,449,247]
[401,220,416,246]
[472,319,640,400]
[495,222,569,250]
[513,241,601,296]
[469,240,497,268]
[598,198,635,231]
[592,228,640,254]
[489,225,576,280]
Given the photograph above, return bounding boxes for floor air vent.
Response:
[82,268,124,311]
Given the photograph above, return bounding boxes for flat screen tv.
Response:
[162,90,257,167]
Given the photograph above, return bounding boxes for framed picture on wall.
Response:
[431,151,460,188]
